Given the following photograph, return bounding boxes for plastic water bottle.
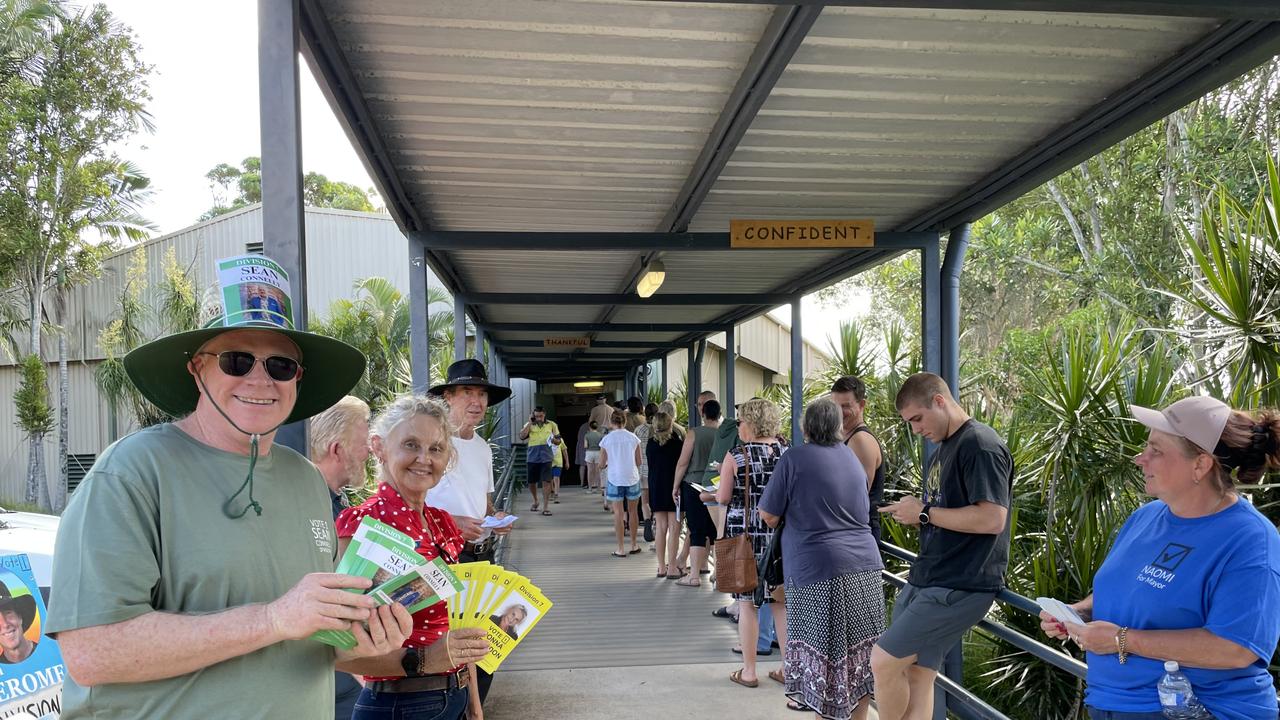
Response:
[1158,661,1212,719]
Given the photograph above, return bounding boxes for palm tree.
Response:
[0,0,59,80]
[312,277,456,411]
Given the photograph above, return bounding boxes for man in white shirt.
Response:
[427,358,513,705]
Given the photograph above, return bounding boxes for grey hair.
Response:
[802,397,844,446]
[372,394,457,470]
[308,395,370,459]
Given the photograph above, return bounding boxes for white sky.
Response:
[102,0,860,350]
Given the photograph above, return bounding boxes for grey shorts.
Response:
[876,584,995,671]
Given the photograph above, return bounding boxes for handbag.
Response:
[714,461,759,595]
[758,519,784,588]
[643,517,655,543]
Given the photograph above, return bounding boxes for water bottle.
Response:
[1158,661,1212,719]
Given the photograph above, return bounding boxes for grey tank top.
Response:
[683,426,718,486]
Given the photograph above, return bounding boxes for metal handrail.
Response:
[491,444,517,566]
[879,540,1088,720]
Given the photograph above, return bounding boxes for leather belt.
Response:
[368,669,468,694]
[464,538,494,556]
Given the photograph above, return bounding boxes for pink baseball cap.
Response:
[1131,396,1231,455]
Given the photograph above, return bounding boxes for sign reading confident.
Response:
[730,219,874,248]
[543,337,591,348]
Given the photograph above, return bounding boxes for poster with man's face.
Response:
[0,555,64,718]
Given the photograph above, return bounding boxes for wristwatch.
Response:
[918,504,932,525]
[401,647,421,677]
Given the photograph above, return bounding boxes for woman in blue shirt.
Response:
[1040,396,1280,720]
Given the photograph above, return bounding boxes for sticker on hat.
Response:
[217,254,294,328]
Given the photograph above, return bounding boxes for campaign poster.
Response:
[0,555,64,720]
[216,254,293,328]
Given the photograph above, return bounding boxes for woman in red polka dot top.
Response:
[336,395,489,720]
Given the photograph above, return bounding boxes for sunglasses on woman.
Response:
[195,351,302,382]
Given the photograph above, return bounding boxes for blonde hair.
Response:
[308,395,370,459]
[653,412,678,446]
[738,398,781,439]
[372,394,457,472]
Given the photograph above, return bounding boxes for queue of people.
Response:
[40,248,1279,720]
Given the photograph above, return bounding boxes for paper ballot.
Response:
[1036,597,1085,626]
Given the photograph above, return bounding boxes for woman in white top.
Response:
[598,410,643,557]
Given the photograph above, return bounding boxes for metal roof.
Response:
[299,1,1280,379]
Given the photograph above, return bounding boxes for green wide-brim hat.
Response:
[123,318,367,426]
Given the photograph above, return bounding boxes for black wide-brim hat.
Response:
[0,583,36,633]
[428,358,511,405]
[123,318,367,425]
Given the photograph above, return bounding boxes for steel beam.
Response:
[415,230,932,252]
[661,355,669,397]
[500,352,655,361]
[486,322,733,333]
[941,224,971,398]
[408,237,431,393]
[298,0,424,233]
[489,339,688,350]
[259,0,307,455]
[659,5,825,233]
[474,324,485,361]
[460,293,792,306]
[905,20,1280,231]
[666,1,1280,19]
[790,296,803,445]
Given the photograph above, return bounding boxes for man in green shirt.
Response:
[48,259,419,719]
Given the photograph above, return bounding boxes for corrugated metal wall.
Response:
[0,206,441,502]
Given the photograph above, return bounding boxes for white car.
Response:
[0,508,59,600]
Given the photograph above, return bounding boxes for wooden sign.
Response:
[543,337,590,348]
[730,219,874,248]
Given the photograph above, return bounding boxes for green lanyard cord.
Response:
[190,357,285,519]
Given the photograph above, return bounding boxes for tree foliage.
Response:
[200,156,379,220]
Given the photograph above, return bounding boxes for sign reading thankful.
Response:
[730,219,875,248]
[543,337,591,348]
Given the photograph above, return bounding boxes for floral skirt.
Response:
[783,570,884,720]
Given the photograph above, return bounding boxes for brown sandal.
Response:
[729,669,758,688]
[768,669,785,684]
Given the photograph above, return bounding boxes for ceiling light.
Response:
[636,259,666,298]
[573,381,605,389]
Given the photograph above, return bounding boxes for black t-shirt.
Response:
[908,419,1013,592]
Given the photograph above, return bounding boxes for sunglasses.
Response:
[195,351,302,382]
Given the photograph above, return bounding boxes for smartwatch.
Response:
[401,647,421,677]
[918,504,932,526]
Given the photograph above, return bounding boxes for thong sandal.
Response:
[628,546,642,554]
[541,510,553,516]
[666,568,687,580]
[530,503,539,511]
[785,700,810,712]
[768,669,785,684]
[729,669,758,688]
[676,577,701,587]
[611,552,627,558]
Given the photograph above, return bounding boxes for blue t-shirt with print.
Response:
[1086,498,1280,719]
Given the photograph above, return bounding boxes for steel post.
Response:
[259,0,306,454]
[454,294,466,362]
[941,224,971,399]
[408,237,431,393]
[790,296,803,445]
[724,325,736,420]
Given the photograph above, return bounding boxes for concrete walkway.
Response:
[483,486,875,719]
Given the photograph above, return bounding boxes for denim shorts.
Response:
[353,686,467,720]
[606,482,642,502]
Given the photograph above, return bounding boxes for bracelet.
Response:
[1116,627,1129,664]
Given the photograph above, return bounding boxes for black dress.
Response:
[646,436,683,512]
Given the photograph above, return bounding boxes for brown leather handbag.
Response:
[714,468,759,595]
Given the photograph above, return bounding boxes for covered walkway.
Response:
[484,487,839,720]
